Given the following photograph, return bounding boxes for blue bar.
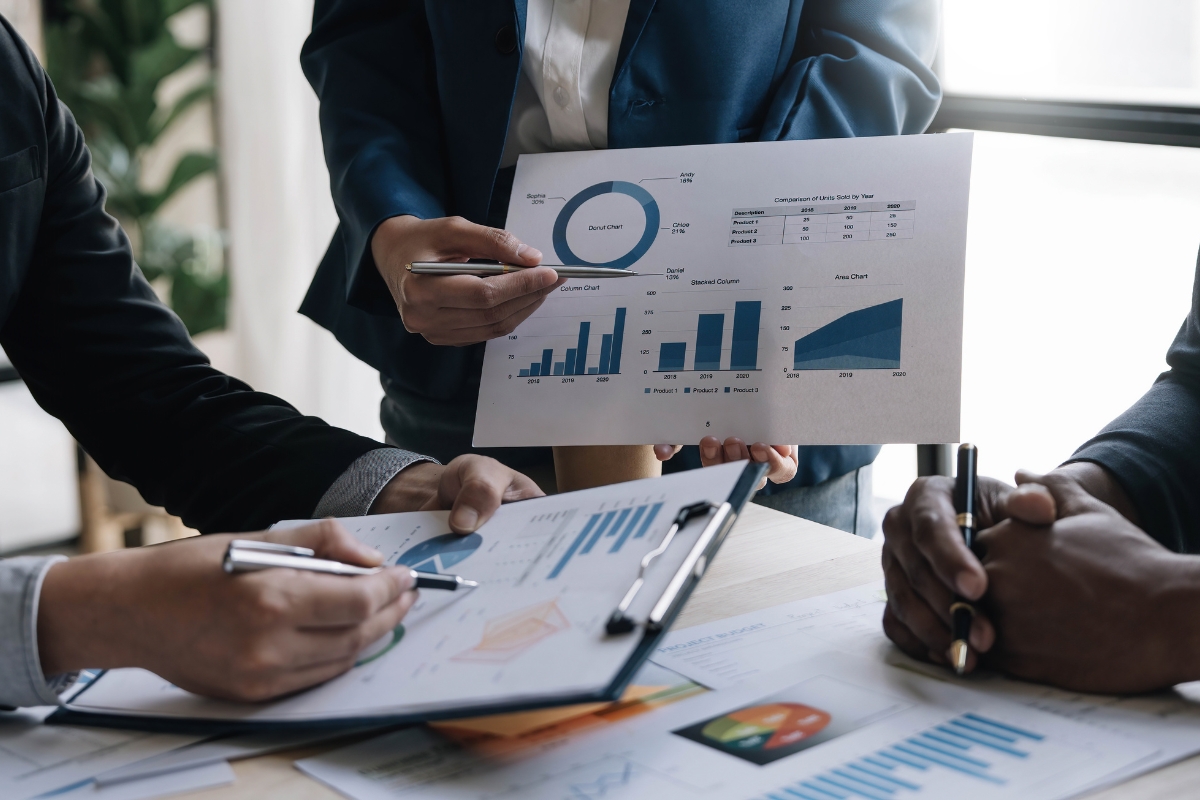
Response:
[935,726,1028,757]
[816,776,890,800]
[606,508,631,537]
[529,363,541,376]
[588,367,599,374]
[893,745,1003,784]
[848,765,919,791]
[553,362,565,375]
[598,334,613,374]
[574,321,591,375]
[922,731,969,749]
[800,782,845,799]
[964,713,1045,741]
[609,308,627,374]
[518,369,529,376]
[906,738,990,767]
[540,349,553,375]
[783,788,825,800]
[610,505,647,552]
[581,510,618,554]
[565,348,577,375]
[658,343,686,371]
[548,514,600,578]
[730,300,761,370]
[877,749,928,770]
[949,719,1019,744]
[862,757,896,772]
[694,313,724,370]
[633,502,663,538]
[831,769,896,794]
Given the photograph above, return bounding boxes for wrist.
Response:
[37,552,142,675]
[369,461,443,514]
[1055,461,1140,525]
[1152,553,1200,685]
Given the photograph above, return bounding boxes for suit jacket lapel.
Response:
[612,0,656,84]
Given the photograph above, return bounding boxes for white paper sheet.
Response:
[0,706,198,800]
[67,464,751,723]
[649,581,1200,794]
[47,761,233,800]
[295,653,1151,800]
[475,133,972,447]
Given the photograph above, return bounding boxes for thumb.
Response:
[466,224,543,266]
[1013,468,1110,519]
[262,519,383,567]
[437,455,537,533]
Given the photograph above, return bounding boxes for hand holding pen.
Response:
[950,443,979,674]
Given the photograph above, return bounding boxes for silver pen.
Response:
[406,262,651,278]
[223,540,479,590]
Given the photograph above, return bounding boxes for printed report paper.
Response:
[475,134,972,446]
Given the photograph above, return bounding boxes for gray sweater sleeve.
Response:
[0,556,77,708]
[311,447,437,519]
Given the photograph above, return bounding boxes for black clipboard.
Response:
[51,461,767,734]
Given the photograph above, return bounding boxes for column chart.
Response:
[655,301,762,373]
[519,308,628,376]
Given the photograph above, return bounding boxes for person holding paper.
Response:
[299,0,941,533]
[0,17,540,709]
[880,253,1200,692]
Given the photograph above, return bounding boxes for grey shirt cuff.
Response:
[311,447,438,519]
[0,555,78,708]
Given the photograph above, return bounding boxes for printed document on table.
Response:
[475,134,972,447]
[295,652,1150,800]
[66,464,750,724]
[0,705,199,800]
[651,581,1200,794]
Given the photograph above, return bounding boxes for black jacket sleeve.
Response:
[0,20,385,533]
[1071,250,1200,553]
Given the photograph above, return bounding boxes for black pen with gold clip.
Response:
[949,443,978,675]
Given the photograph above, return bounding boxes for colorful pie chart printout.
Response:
[674,675,907,765]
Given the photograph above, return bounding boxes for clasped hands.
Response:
[882,462,1194,693]
[372,215,800,487]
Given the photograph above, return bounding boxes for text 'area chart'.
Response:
[475,135,972,447]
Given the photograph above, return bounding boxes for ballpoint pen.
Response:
[950,443,978,675]
[405,262,654,278]
[222,540,479,590]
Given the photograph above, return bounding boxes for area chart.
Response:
[792,299,903,371]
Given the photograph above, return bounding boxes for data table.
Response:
[729,200,916,246]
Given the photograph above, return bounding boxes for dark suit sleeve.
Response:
[1070,253,1200,553]
[760,0,942,140]
[0,30,385,533]
[300,0,449,316]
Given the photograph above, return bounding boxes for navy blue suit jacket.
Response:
[299,0,941,487]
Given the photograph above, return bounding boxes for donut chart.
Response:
[552,181,660,269]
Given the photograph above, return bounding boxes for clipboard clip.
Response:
[605,500,734,635]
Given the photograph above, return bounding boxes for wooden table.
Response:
[175,503,1194,799]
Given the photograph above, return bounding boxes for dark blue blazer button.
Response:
[495,24,518,55]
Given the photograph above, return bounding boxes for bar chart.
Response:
[754,712,1046,799]
[547,502,663,579]
[656,301,762,372]
[519,308,628,376]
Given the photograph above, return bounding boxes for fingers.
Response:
[438,217,542,266]
[699,436,722,465]
[282,566,415,628]
[1002,482,1057,526]
[654,444,683,461]
[400,272,563,345]
[436,455,544,532]
[428,290,556,346]
[1014,468,1109,518]
[903,477,988,600]
[750,443,798,485]
[262,519,383,568]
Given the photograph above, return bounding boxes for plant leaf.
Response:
[145,150,217,215]
[150,77,214,142]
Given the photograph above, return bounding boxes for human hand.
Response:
[652,438,798,490]
[37,521,417,702]
[881,462,1139,675]
[371,215,565,345]
[978,472,1189,692]
[370,454,544,532]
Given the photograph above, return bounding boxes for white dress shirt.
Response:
[501,0,633,166]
